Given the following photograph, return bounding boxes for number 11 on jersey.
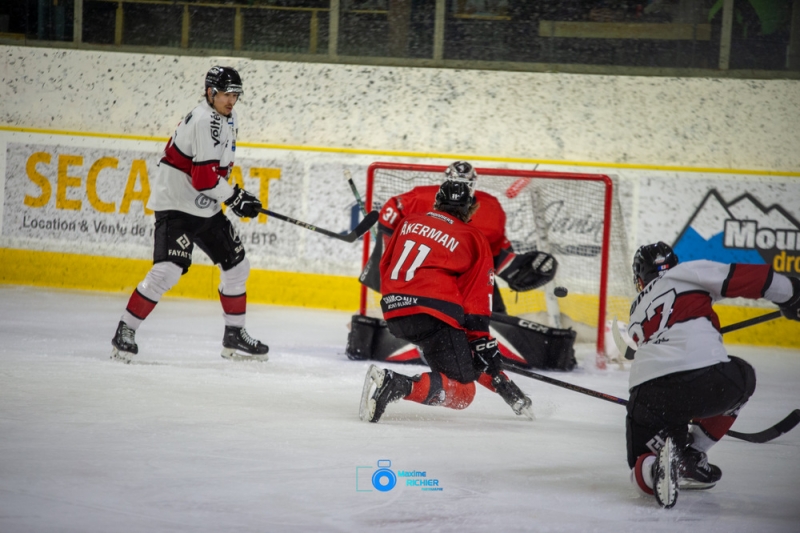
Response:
[390,240,431,282]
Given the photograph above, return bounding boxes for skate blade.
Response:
[110,347,133,364]
[518,405,535,421]
[359,364,384,422]
[220,348,269,362]
[679,479,716,491]
[654,437,679,509]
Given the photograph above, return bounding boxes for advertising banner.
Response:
[1,138,373,277]
[636,175,800,278]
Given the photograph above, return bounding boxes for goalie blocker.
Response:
[346,313,577,371]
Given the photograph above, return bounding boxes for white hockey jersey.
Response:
[627,260,793,389]
[148,101,237,217]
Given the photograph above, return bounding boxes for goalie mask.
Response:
[434,179,475,219]
[632,242,679,291]
[205,66,244,96]
[444,161,477,194]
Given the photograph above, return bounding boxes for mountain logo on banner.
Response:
[672,190,800,276]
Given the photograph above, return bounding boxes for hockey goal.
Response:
[358,162,635,356]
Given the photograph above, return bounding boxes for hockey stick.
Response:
[718,310,783,334]
[501,362,799,443]
[611,310,784,361]
[727,409,800,443]
[344,168,378,238]
[256,207,378,243]
[502,362,628,405]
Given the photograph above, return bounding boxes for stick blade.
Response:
[728,409,800,443]
[345,210,379,242]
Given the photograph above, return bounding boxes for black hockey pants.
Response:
[626,355,756,467]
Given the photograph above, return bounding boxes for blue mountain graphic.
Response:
[674,227,765,264]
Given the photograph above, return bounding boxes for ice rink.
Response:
[1,285,798,532]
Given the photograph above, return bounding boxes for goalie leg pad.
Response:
[346,315,418,362]
[489,313,577,370]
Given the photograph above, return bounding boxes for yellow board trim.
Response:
[2,124,799,177]
[0,248,361,311]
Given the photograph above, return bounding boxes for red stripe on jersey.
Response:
[161,140,192,175]
[219,292,246,315]
[191,161,222,191]
[667,292,720,330]
[641,291,719,341]
[126,289,157,320]
[722,264,771,299]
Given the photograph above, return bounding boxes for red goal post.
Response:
[358,162,634,356]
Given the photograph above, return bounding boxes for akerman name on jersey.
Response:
[400,220,460,252]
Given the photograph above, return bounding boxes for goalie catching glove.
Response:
[225,185,262,218]
[496,249,558,292]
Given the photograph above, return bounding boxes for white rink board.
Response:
[2,130,800,284]
[2,45,799,171]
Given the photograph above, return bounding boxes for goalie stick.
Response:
[611,310,784,361]
[256,207,378,243]
[501,362,800,444]
[344,168,378,239]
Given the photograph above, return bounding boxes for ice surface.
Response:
[0,286,798,532]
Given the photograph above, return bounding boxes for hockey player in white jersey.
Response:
[625,242,799,508]
[111,66,268,363]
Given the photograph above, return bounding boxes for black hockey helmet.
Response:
[632,242,679,291]
[444,161,478,193]
[205,66,243,96]
[434,179,475,219]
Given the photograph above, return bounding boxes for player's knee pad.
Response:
[730,355,757,400]
[219,256,250,296]
[139,261,182,300]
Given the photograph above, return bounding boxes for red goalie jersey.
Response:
[378,185,511,258]
[379,210,495,341]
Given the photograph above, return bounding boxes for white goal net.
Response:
[358,162,635,356]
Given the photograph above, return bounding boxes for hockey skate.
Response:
[654,436,679,509]
[679,447,722,490]
[359,364,412,423]
[492,374,534,420]
[221,326,269,362]
[111,320,138,363]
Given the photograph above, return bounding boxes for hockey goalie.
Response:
[346,161,577,372]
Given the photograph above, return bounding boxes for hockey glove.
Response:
[497,250,558,292]
[470,337,503,377]
[225,185,262,219]
[779,276,800,321]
